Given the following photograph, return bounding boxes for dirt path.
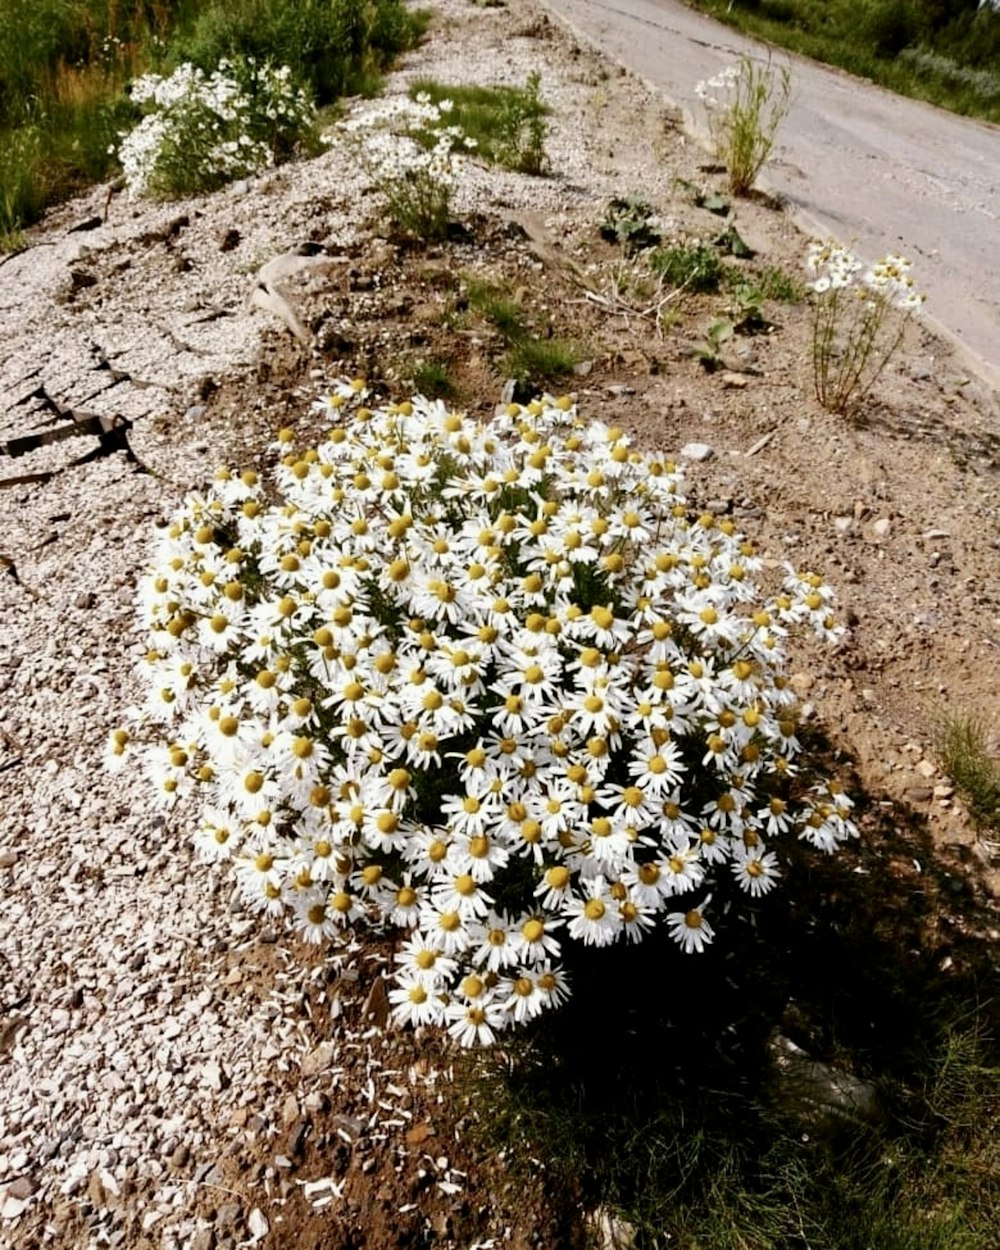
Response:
[540,0,1000,387]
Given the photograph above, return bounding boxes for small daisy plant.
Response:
[113,385,857,1046]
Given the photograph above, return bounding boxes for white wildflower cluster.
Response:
[335,93,475,239]
[694,64,741,111]
[807,243,924,313]
[807,242,925,412]
[116,58,314,199]
[115,386,857,1046]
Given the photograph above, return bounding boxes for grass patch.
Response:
[688,0,1000,124]
[463,276,584,388]
[409,74,549,174]
[0,0,425,242]
[412,358,458,399]
[935,714,1000,831]
[504,336,582,385]
[465,277,527,340]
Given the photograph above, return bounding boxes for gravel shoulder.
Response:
[1,2,998,1248]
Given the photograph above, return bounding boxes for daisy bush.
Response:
[113,385,857,1047]
[808,242,926,414]
[116,57,315,199]
[335,93,474,240]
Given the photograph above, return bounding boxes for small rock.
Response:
[589,1205,637,1250]
[247,1208,269,1241]
[789,672,813,697]
[170,1144,191,1169]
[833,516,854,534]
[904,785,934,804]
[281,1095,299,1125]
[201,1060,227,1092]
[1,1196,29,1221]
[721,371,748,389]
[405,1122,434,1146]
[7,1176,37,1200]
[871,517,892,541]
[287,1119,310,1158]
[571,359,593,376]
[362,976,390,1027]
[0,850,17,869]
[915,759,937,779]
[192,1231,216,1250]
[933,783,954,799]
[74,591,97,610]
[219,228,241,253]
[215,1203,242,1229]
[680,441,713,462]
[301,1041,336,1077]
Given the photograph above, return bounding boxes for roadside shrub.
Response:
[115,58,315,199]
[115,385,857,1047]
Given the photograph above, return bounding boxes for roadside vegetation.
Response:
[0,0,425,246]
[686,0,1000,123]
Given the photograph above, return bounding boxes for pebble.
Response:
[247,1207,269,1240]
[871,517,892,541]
[680,441,714,461]
[915,759,937,779]
[0,850,17,868]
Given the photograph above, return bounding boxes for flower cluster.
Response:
[694,64,741,110]
[115,386,857,1046]
[807,242,925,412]
[115,58,314,199]
[334,93,474,239]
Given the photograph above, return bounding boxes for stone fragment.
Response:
[201,1060,227,1092]
[915,759,937,779]
[7,1177,37,1200]
[247,1208,269,1241]
[871,517,892,541]
[300,1041,336,1077]
[679,441,713,462]
[904,785,934,804]
[933,783,954,799]
[721,371,748,389]
[0,850,17,868]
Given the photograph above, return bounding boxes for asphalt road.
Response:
[541,0,1000,386]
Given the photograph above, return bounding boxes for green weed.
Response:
[504,336,581,385]
[412,358,457,399]
[465,277,527,340]
[935,714,1000,831]
[649,243,724,293]
[409,74,549,174]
